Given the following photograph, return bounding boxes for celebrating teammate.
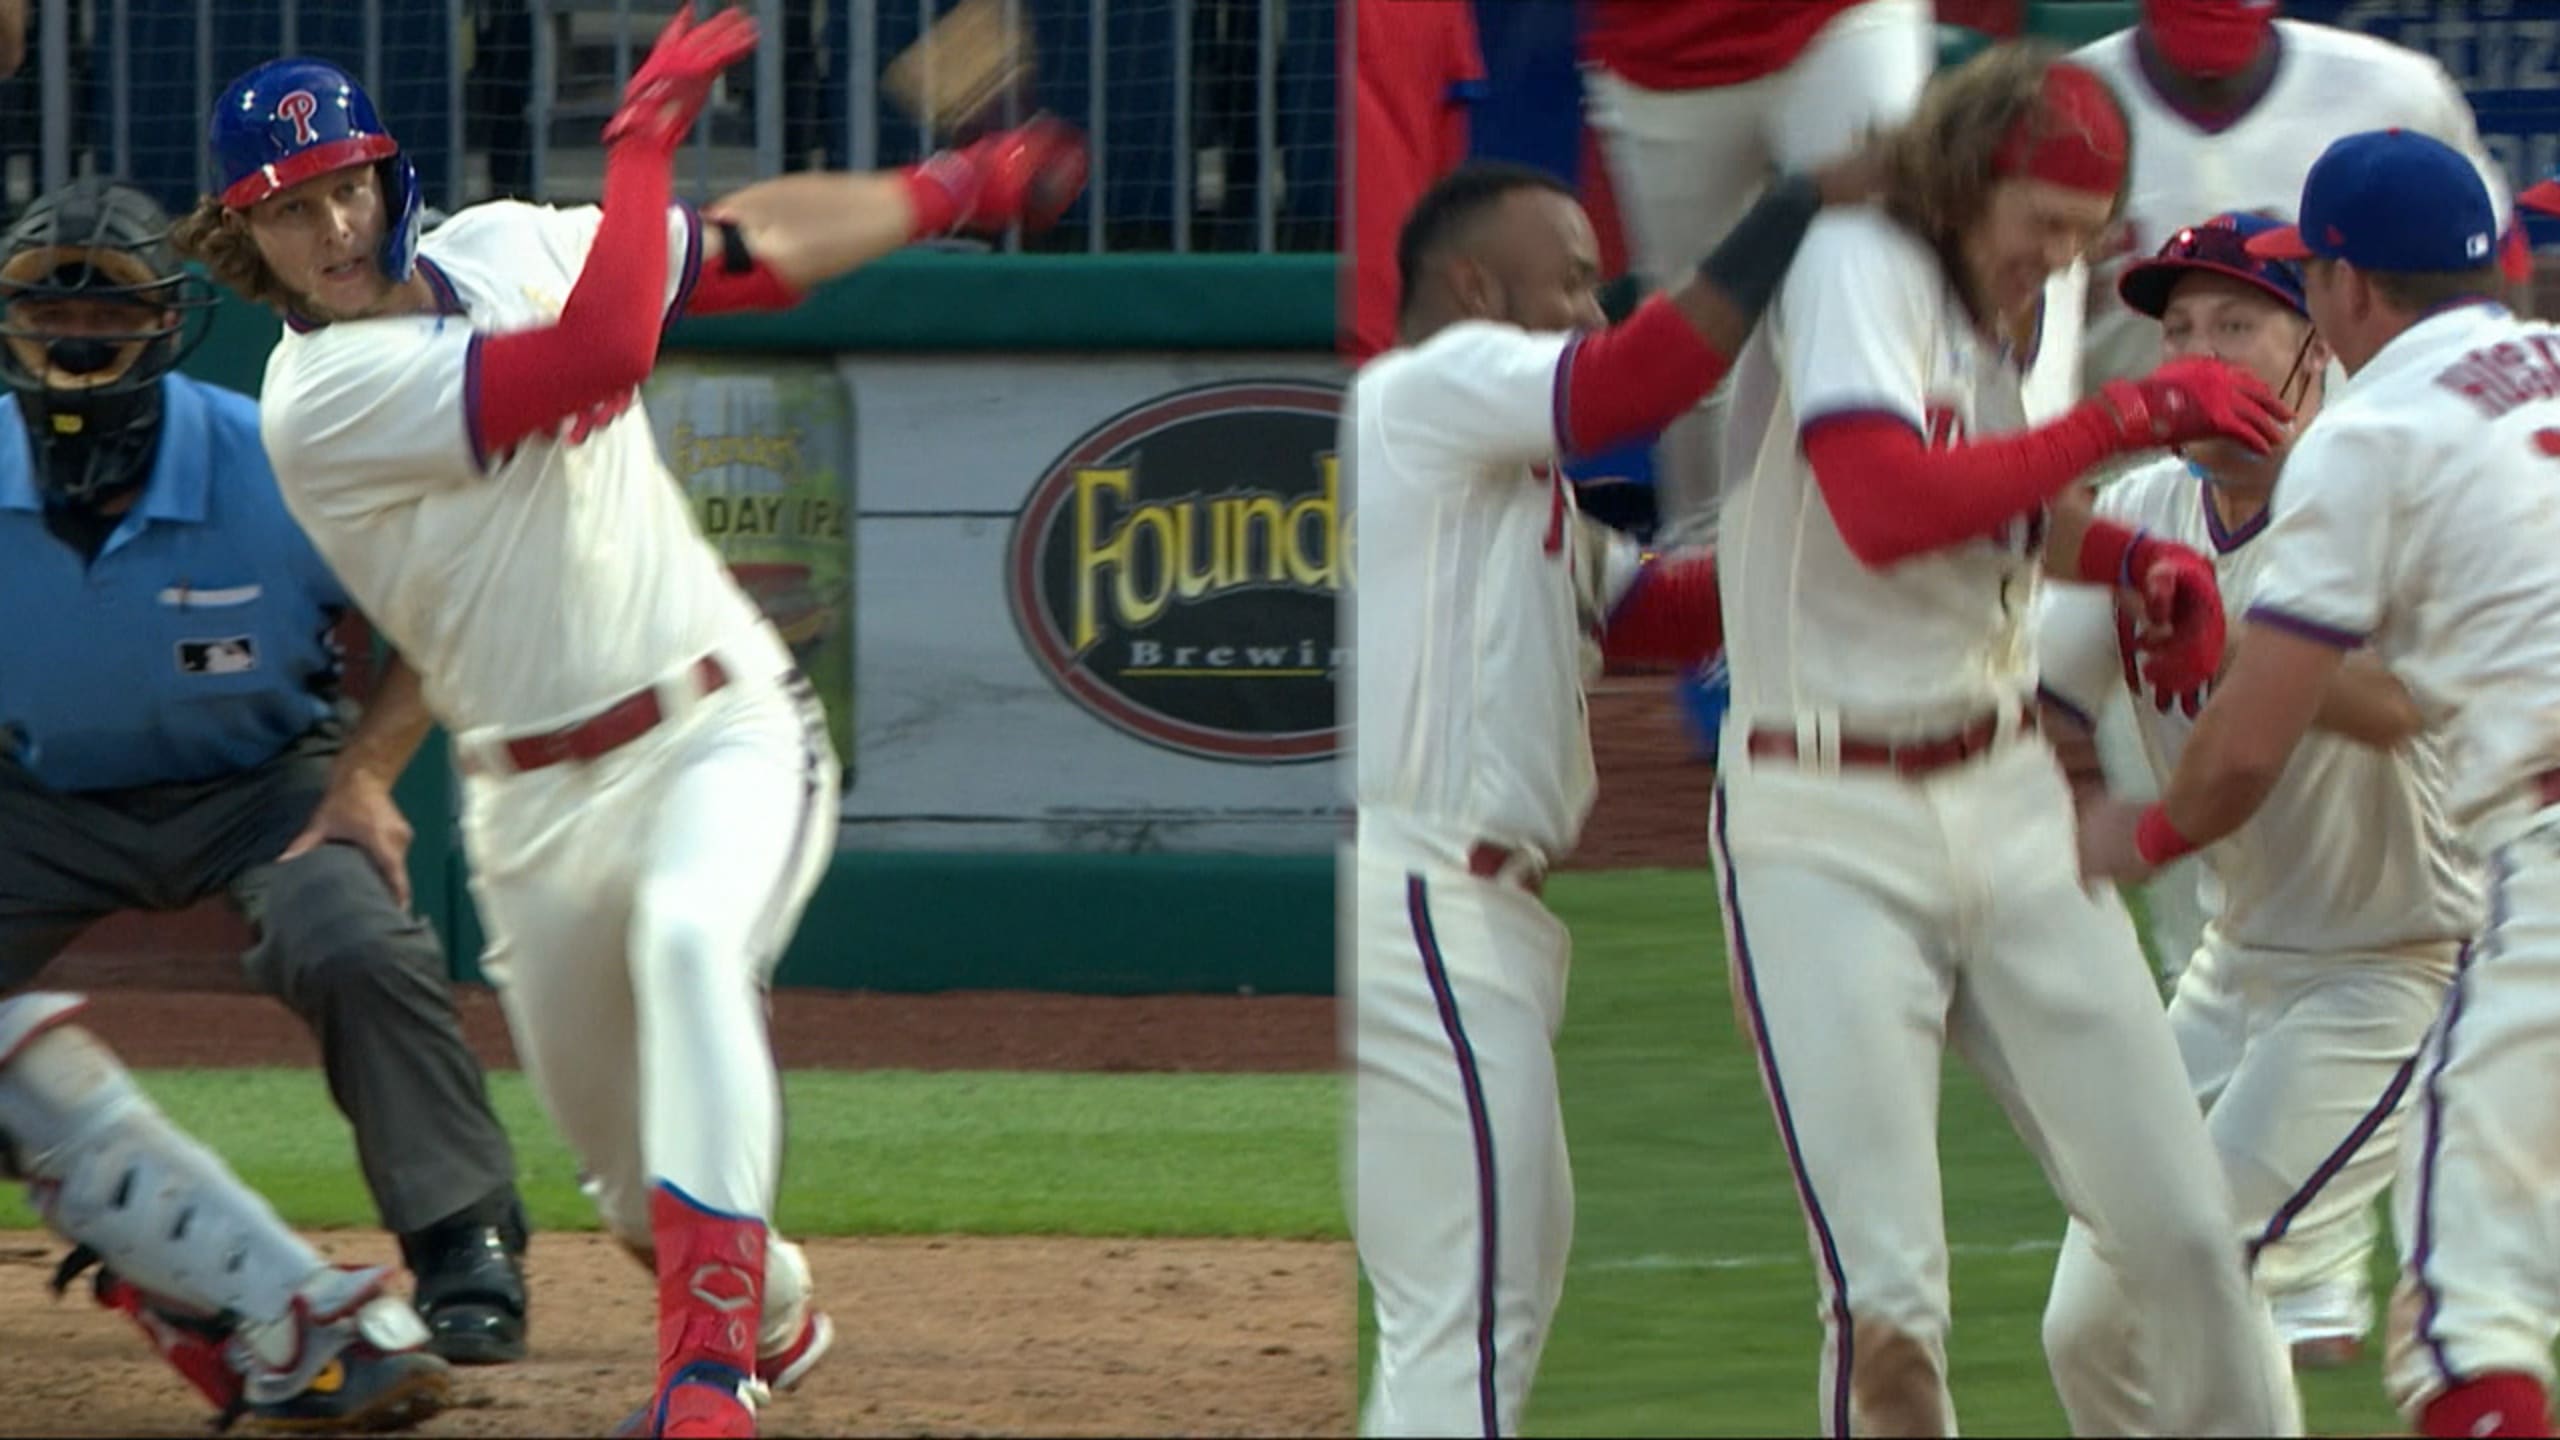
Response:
[1347,140,1890,1436]
[2080,132,2560,1440]
[2071,0,2524,394]
[2061,0,2525,985]
[1581,0,1937,763]
[1580,0,1933,551]
[2033,212,2479,1423]
[1708,46,2302,1435]
[172,5,1086,1434]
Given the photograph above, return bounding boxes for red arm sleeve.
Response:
[678,220,805,316]
[1800,405,2123,569]
[470,142,673,462]
[1557,293,1731,461]
[1599,549,1723,668]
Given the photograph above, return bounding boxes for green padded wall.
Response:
[2028,1,2136,49]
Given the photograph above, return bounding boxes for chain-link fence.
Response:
[0,0,1335,253]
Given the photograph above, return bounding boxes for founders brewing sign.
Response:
[1007,379,1344,763]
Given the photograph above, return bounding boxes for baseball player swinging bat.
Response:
[168,3,1092,1432]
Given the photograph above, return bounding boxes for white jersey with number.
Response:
[256,199,787,738]
[1348,321,1646,861]
[1718,204,2048,734]
[2037,458,2481,953]
[2250,302,2560,835]
[2072,18,2513,392]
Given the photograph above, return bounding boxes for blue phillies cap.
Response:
[2247,129,2499,270]
[2118,212,2307,319]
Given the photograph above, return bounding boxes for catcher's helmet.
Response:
[0,178,218,505]
[210,56,421,283]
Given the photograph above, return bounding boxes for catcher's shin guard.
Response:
[0,997,325,1323]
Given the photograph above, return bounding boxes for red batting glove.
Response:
[2075,517,2225,713]
[2097,356,2293,457]
[2134,546,2225,713]
[602,3,760,153]
[903,115,1091,239]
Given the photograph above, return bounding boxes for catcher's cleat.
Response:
[237,1347,454,1434]
[59,1248,453,1434]
[755,1307,833,1393]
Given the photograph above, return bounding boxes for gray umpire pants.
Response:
[0,725,517,1238]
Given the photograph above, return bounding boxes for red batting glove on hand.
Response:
[2097,356,2293,456]
[2134,545,2225,713]
[2077,518,2225,713]
[603,3,759,153]
[903,115,1091,239]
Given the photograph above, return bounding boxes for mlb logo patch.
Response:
[177,636,259,675]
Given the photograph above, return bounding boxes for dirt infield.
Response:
[1575,671,1719,871]
[13,877,1346,1437]
[0,1230,1350,1438]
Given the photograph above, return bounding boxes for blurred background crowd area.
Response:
[0,0,1338,255]
[0,3,2548,343]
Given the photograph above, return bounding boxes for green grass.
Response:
[1361,867,2421,1437]
[0,1070,1348,1242]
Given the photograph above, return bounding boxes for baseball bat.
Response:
[880,0,1037,142]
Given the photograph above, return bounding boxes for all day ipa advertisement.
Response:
[644,358,858,775]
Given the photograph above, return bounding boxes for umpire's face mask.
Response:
[5,295,162,391]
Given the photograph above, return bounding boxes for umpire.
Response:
[0,177,531,1365]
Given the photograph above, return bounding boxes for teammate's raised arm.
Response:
[687,121,1088,313]
[465,5,748,458]
[1378,148,1885,472]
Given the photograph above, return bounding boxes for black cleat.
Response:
[403,1217,529,1366]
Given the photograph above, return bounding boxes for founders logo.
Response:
[1006,378,1345,763]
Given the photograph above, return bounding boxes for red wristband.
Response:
[2133,803,2199,866]
[2074,517,2154,590]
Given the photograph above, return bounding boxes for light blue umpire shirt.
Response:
[0,371,352,793]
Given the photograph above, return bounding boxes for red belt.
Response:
[1468,842,1547,897]
[1746,705,2035,780]
[480,655,730,775]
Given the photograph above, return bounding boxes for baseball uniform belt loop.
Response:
[1744,703,2037,779]
[1467,842,1547,897]
[459,654,732,778]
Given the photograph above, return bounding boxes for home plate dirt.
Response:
[0,1230,1351,1437]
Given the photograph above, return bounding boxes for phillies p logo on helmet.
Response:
[275,89,318,146]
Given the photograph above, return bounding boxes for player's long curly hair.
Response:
[168,196,307,318]
[1880,42,2132,325]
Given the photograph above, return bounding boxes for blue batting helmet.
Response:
[208,57,421,283]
